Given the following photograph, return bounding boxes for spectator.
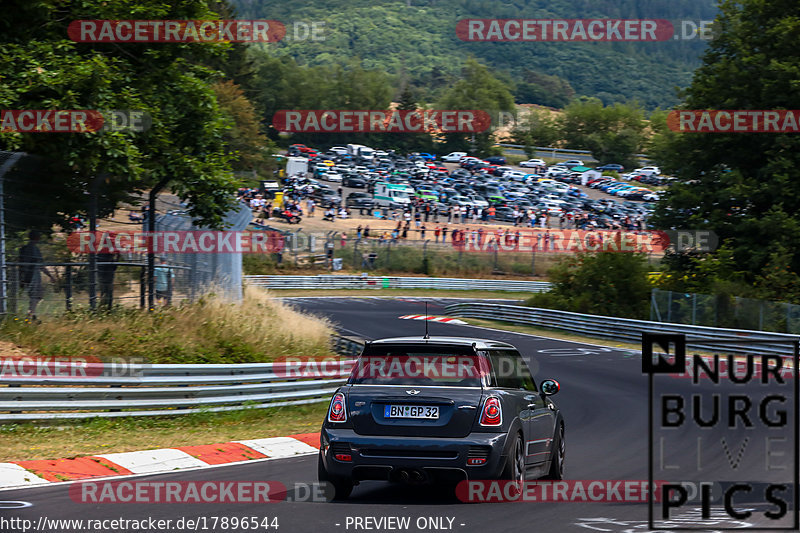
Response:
[18,230,55,321]
[340,232,348,248]
[434,226,441,243]
[98,249,120,310]
[154,257,175,306]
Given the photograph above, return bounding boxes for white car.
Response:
[519,158,546,168]
[442,151,468,162]
[329,146,348,155]
[634,166,661,176]
[323,171,342,182]
[503,170,527,181]
[374,150,388,157]
[353,166,369,173]
[468,195,489,208]
[643,191,663,201]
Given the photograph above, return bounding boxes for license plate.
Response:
[384,405,439,419]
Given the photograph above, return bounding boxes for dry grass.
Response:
[0,286,334,363]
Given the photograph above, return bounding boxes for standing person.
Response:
[420,224,426,240]
[434,226,441,243]
[18,230,55,321]
[356,225,363,241]
[97,249,120,310]
[441,225,449,243]
[363,225,371,239]
[154,257,175,307]
[340,232,348,248]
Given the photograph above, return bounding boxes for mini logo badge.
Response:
[406,389,421,395]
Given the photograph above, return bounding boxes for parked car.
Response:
[441,152,468,162]
[596,163,624,172]
[345,192,374,209]
[633,166,661,176]
[519,159,545,168]
[486,156,507,165]
[318,336,564,499]
[323,171,343,182]
[343,176,367,188]
[562,160,584,168]
[503,170,527,181]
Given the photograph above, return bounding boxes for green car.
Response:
[416,189,439,202]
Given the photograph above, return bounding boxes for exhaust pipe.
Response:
[409,470,426,485]
[399,470,410,483]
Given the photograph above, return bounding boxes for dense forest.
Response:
[231,0,719,109]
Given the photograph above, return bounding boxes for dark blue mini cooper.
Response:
[318,336,564,499]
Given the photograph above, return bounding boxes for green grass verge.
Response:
[0,402,328,462]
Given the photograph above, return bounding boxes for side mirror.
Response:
[540,379,560,396]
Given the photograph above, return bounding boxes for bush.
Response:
[526,252,650,318]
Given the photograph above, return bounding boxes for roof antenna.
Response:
[423,301,430,339]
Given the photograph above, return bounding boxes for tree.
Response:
[510,108,563,156]
[438,57,515,156]
[526,252,651,319]
[650,0,800,284]
[212,81,277,175]
[0,0,241,229]
[514,70,575,109]
[559,98,646,167]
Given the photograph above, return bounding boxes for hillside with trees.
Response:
[232,0,718,109]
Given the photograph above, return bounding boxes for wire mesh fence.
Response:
[650,288,800,334]
[0,151,262,317]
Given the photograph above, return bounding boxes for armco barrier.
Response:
[0,335,364,421]
[444,303,800,357]
[245,275,551,292]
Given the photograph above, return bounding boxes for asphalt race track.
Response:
[1,297,795,532]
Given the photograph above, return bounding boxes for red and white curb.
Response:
[398,314,466,324]
[0,433,320,490]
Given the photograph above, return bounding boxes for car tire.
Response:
[544,423,565,480]
[500,433,525,493]
[318,454,353,501]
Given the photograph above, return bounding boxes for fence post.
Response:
[148,177,170,311]
[667,290,672,323]
[65,265,73,311]
[692,293,697,325]
[139,266,145,308]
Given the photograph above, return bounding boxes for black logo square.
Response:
[642,333,686,374]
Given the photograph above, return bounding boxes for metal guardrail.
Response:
[444,303,800,357]
[245,275,551,293]
[497,143,649,161]
[0,335,364,421]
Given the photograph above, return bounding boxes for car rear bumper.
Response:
[320,428,510,483]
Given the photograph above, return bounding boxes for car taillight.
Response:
[480,396,502,426]
[328,392,347,423]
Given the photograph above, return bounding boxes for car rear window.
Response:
[349,345,487,387]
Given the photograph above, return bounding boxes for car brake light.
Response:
[480,397,502,426]
[334,453,352,462]
[467,457,486,465]
[328,392,347,423]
